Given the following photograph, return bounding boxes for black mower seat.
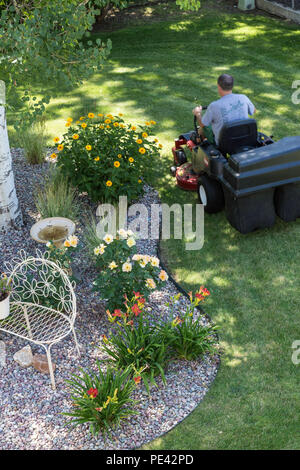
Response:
[218,119,258,156]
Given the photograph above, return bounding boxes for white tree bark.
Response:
[0,80,22,231]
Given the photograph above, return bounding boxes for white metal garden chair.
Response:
[0,250,80,391]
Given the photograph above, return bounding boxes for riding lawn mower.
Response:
[170,109,300,234]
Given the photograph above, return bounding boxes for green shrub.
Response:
[54,112,161,203]
[92,229,168,311]
[160,289,218,361]
[34,168,80,220]
[22,121,47,165]
[63,364,138,437]
[102,293,171,393]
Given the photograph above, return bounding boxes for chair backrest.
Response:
[5,250,76,322]
[218,119,258,156]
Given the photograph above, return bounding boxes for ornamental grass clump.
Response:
[160,288,218,361]
[22,121,47,165]
[53,113,161,203]
[92,229,168,311]
[34,168,80,220]
[102,293,170,394]
[63,364,138,437]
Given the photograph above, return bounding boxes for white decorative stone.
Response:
[13,345,33,368]
[0,340,6,367]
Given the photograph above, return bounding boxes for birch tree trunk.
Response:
[0,80,22,231]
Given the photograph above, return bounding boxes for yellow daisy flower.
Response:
[105,119,111,124]
[79,116,85,120]
[145,121,150,126]
[129,157,134,163]
[139,147,146,154]
[50,153,57,160]
[98,113,103,117]
[142,132,148,138]
[65,122,71,127]
[114,161,120,168]
[150,120,156,125]
[86,145,92,151]
[118,113,123,117]
[66,117,73,123]
[117,154,122,158]
[57,144,64,151]
[106,125,110,129]
[122,262,132,273]
[94,156,100,161]
[106,180,112,187]
[72,134,79,140]
[159,270,168,281]
[138,179,142,183]
[88,112,95,118]
[53,137,60,143]
[113,122,119,127]
[81,122,87,128]
[159,144,163,149]
[136,139,142,144]
[99,124,104,129]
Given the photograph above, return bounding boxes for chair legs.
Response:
[43,344,56,391]
[71,326,81,358]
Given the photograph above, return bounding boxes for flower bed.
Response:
[0,148,219,450]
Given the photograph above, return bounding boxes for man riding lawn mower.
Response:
[171,74,300,234]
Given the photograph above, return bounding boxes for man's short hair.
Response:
[217,74,234,91]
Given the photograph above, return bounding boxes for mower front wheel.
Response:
[198,175,224,213]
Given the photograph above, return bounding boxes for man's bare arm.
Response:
[192,106,205,128]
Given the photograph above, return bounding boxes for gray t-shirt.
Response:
[202,93,255,145]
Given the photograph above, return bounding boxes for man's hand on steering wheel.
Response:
[193,105,202,116]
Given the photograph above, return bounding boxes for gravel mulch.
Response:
[0,149,219,450]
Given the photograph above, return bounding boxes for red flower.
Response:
[87,388,98,398]
[133,291,141,299]
[131,303,142,316]
[112,309,122,317]
[199,286,210,297]
[134,376,141,385]
[195,292,205,301]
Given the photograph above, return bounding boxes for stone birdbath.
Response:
[30,217,76,248]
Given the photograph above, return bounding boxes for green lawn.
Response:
[6,2,300,449]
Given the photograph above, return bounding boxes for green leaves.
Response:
[55,114,160,204]
[0,0,111,128]
[63,363,138,437]
[176,0,201,11]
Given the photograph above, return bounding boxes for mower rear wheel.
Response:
[198,174,224,213]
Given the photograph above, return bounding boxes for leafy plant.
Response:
[22,120,47,165]
[45,236,79,277]
[1,1,111,132]
[0,273,12,302]
[34,168,80,220]
[63,363,138,437]
[102,293,171,393]
[54,113,161,203]
[160,288,218,361]
[92,229,168,310]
